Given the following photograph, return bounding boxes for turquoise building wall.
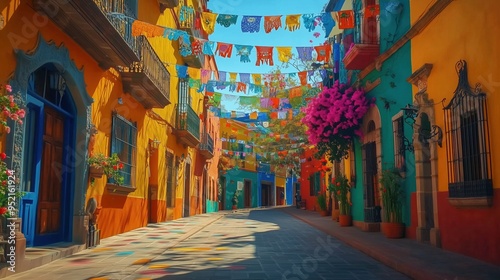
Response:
[206,200,219,213]
[222,168,259,210]
[349,0,415,226]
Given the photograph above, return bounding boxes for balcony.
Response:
[120,36,171,108]
[178,6,205,68]
[342,8,380,70]
[32,0,171,108]
[174,103,200,147]
[199,132,214,159]
[343,44,380,70]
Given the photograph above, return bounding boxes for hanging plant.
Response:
[302,80,374,162]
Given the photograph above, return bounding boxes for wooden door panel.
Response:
[51,208,60,232]
[37,108,64,235]
[38,208,48,233]
[244,183,251,208]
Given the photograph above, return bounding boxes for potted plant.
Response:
[379,168,405,238]
[232,190,240,210]
[329,174,352,226]
[316,191,328,216]
[88,153,125,186]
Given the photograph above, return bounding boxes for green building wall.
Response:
[222,168,259,210]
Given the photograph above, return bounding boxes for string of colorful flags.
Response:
[182,70,329,96]
[178,6,381,36]
[174,64,327,85]
[110,13,334,65]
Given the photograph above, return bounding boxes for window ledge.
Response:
[106,184,136,195]
[448,196,493,208]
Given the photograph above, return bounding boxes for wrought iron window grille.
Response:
[443,60,492,202]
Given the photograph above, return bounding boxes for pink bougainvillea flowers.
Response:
[301,80,375,161]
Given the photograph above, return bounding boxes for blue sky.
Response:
[206,0,331,112]
[207,0,331,74]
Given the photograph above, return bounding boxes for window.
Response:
[349,146,356,185]
[166,151,175,207]
[179,78,191,105]
[29,64,72,110]
[309,172,321,196]
[178,79,191,130]
[354,0,380,45]
[460,111,481,182]
[111,113,137,186]
[443,60,492,199]
[392,114,406,171]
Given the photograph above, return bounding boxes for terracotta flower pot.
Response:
[339,215,352,227]
[320,210,328,216]
[89,166,104,178]
[381,222,405,239]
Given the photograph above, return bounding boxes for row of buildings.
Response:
[0,1,297,273]
[1,0,228,263]
[298,0,500,266]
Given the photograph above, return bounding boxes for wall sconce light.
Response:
[401,104,419,126]
[400,104,443,152]
[149,138,161,152]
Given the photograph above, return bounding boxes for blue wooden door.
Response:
[20,65,75,246]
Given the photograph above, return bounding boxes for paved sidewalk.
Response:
[4,211,227,279]
[282,207,500,280]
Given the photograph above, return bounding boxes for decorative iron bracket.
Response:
[400,103,443,152]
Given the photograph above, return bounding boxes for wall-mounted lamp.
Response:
[149,138,161,152]
[401,104,419,126]
[400,104,443,152]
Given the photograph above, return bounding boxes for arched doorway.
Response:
[361,107,382,232]
[24,64,76,245]
[11,38,93,246]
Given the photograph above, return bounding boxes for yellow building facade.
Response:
[410,0,500,265]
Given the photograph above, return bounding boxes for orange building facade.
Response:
[0,0,219,265]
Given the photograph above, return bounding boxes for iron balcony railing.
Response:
[177,103,200,140]
[200,132,214,154]
[94,0,170,101]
